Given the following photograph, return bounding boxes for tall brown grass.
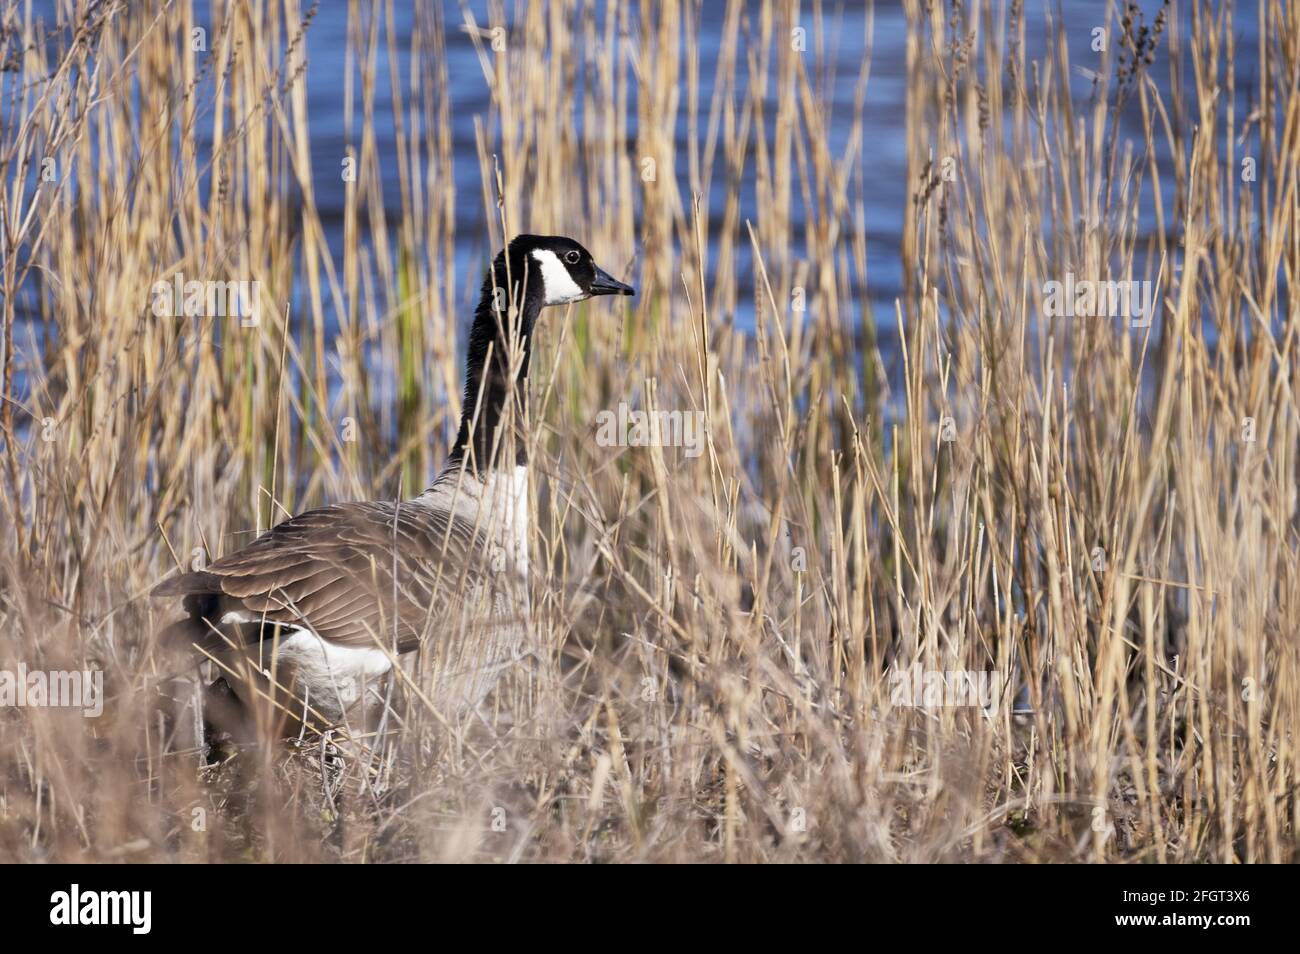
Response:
[0,0,1296,862]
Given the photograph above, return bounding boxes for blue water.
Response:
[284,0,1260,335]
[284,1,910,325]
[1,1,1269,382]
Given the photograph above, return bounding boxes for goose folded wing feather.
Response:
[159,500,513,653]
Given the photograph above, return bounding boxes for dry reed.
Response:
[0,0,1296,863]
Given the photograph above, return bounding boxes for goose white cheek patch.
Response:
[531,248,587,304]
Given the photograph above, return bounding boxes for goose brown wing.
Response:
[155,500,499,652]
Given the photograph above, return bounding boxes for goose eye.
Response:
[564,250,580,265]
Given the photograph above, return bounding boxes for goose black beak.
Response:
[590,266,635,297]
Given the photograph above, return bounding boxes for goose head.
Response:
[486,234,635,312]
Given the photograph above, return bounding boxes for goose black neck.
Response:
[448,267,543,472]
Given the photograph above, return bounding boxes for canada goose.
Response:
[154,235,634,731]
